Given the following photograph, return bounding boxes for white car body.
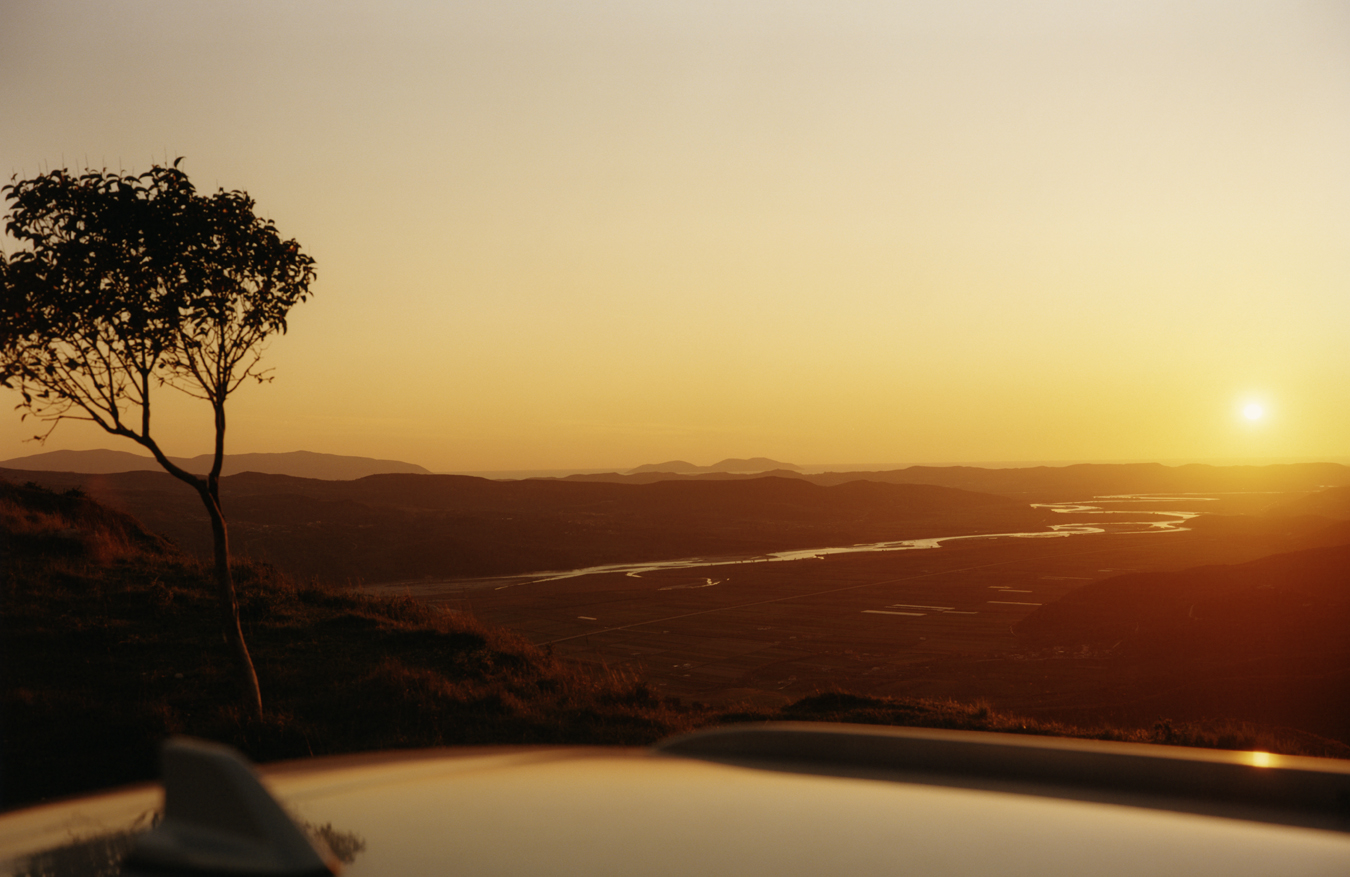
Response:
[4,723,1350,877]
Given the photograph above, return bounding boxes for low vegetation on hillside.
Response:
[3,478,1343,809]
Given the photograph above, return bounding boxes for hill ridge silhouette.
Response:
[627,456,800,475]
[573,461,1350,499]
[1,468,1046,582]
[0,448,430,480]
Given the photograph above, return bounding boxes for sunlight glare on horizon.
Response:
[1,0,1348,471]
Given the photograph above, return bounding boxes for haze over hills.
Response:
[560,461,1350,500]
[0,448,431,480]
[1270,485,1350,520]
[627,457,801,475]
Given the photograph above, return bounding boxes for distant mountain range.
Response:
[627,457,800,475]
[567,461,1350,500]
[0,448,431,480]
[12,450,1350,501]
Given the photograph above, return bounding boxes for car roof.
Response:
[5,724,1350,877]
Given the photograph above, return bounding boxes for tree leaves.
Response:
[0,162,315,435]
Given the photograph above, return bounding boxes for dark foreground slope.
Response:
[1,469,1049,583]
[1015,543,1350,740]
[8,479,1332,809]
[0,479,694,807]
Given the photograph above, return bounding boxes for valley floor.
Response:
[372,525,1350,747]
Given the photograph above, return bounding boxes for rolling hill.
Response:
[1,469,1050,583]
[1014,543,1350,741]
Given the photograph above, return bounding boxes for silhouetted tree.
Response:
[0,161,315,717]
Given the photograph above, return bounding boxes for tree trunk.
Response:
[129,432,263,719]
[198,485,263,719]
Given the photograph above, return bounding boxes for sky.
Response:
[2,0,1348,473]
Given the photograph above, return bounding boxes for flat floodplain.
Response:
[382,523,1327,715]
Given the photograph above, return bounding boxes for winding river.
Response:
[523,493,1213,583]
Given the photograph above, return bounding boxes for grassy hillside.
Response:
[0,479,698,805]
[4,478,1342,810]
[1013,542,1350,742]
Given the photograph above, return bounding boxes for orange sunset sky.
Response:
[2,1,1347,473]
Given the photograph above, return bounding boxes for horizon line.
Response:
[4,446,1349,478]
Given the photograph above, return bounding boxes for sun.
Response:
[1242,402,1265,421]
